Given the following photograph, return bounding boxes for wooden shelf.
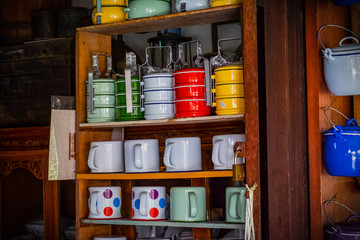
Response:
[79,114,244,129]
[81,218,244,230]
[77,5,242,35]
[77,170,233,180]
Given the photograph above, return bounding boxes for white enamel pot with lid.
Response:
[318,24,360,96]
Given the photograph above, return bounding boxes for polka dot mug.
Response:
[131,186,166,220]
[88,186,122,219]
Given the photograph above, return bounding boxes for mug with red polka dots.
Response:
[88,186,122,219]
[131,186,166,220]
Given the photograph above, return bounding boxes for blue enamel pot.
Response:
[323,119,360,177]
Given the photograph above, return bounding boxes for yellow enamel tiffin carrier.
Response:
[212,65,244,115]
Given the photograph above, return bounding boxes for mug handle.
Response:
[189,191,198,218]
[134,143,143,170]
[164,142,176,168]
[88,145,99,171]
[90,191,100,215]
[229,193,240,219]
[139,191,148,216]
[212,139,225,167]
[237,189,246,220]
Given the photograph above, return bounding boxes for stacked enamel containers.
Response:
[212,65,244,115]
[114,77,145,121]
[143,73,175,120]
[173,68,211,118]
[92,0,128,25]
[86,78,116,123]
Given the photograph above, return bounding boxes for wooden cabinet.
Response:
[75,3,260,239]
[0,126,61,239]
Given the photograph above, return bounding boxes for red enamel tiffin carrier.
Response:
[173,40,212,118]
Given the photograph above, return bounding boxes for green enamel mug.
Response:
[170,187,206,222]
[225,187,246,223]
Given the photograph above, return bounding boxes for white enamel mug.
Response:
[124,139,160,173]
[88,186,122,219]
[88,141,124,173]
[212,134,245,170]
[163,137,202,172]
[131,186,167,220]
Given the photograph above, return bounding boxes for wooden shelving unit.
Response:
[77,170,233,180]
[75,2,260,239]
[82,219,244,229]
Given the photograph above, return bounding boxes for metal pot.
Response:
[324,200,360,240]
[318,25,360,96]
[323,107,360,177]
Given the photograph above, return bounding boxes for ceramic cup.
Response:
[132,186,167,220]
[163,137,202,172]
[93,236,127,240]
[212,134,246,170]
[170,187,206,222]
[124,139,160,173]
[88,141,124,173]
[88,186,122,219]
[225,187,246,223]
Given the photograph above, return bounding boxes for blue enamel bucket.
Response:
[323,114,360,177]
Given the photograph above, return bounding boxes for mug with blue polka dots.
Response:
[88,186,122,219]
[131,186,166,220]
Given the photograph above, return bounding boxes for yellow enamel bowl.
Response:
[213,65,243,85]
[92,6,126,24]
[92,0,127,6]
[213,83,244,98]
[211,0,242,7]
[212,97,245,115]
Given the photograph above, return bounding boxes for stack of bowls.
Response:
[87,78,116,123]
[115,77,145,121]
[212,65,244,115]
[143,73,175,120]
[210,0,242,7]
[92,0,128,25]
[173,68,211,118]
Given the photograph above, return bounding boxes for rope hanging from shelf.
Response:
[245,183,257,240]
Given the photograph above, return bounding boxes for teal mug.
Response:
[170,187,206,222]
[225,187,246,223]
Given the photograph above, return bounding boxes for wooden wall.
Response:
[306,0,360,239]
[264,0,309,239]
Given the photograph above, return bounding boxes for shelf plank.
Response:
[81,219,244,229]
[79,114,244,129]
[77,170,233,180]
[77,5,242,35]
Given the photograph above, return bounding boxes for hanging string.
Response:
[245,183,257,240]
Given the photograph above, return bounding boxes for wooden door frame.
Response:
[263,0,309,239]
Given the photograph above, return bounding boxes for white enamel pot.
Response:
[318,25,360,96]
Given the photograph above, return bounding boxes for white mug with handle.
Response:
[125,139,159,173]
[212,134,246,170]
[88,141,124,173]
[163,137,202,172]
